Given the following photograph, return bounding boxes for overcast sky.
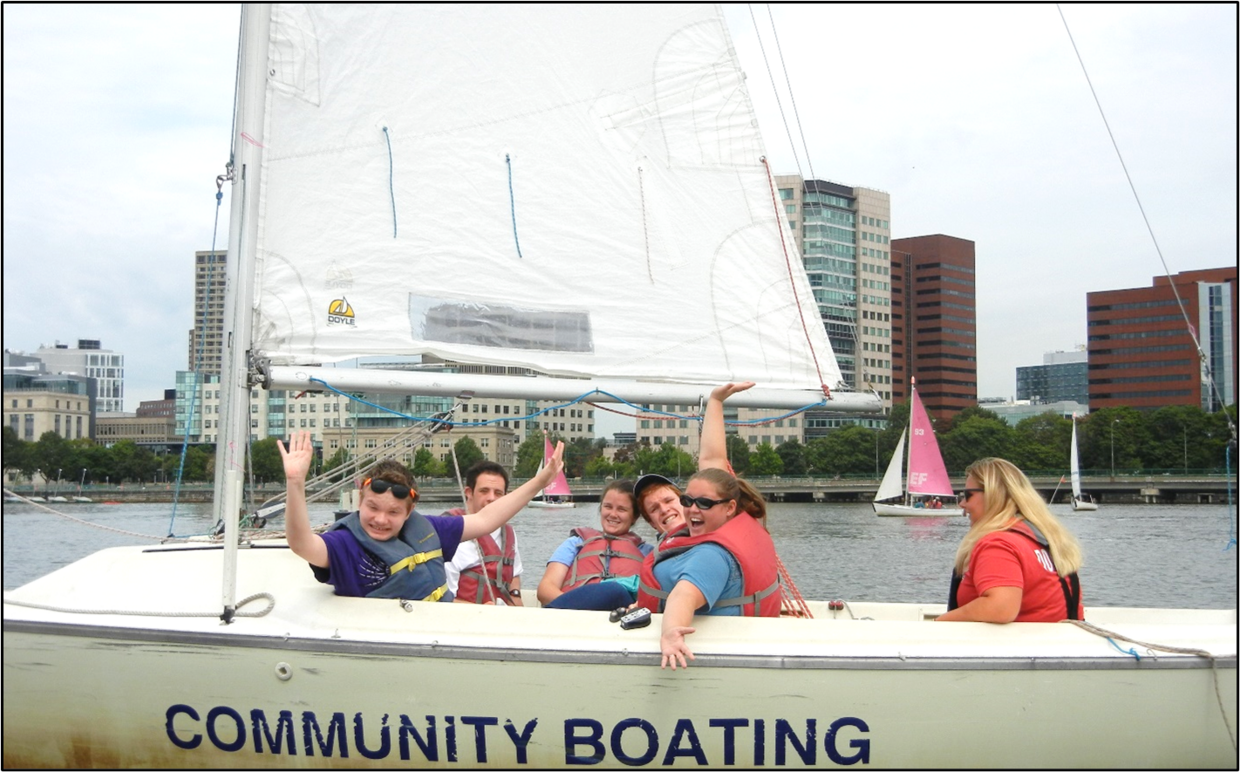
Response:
[3,5,1235,436]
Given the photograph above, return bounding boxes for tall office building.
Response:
[775,175,892,440]
[890,235,977,425]
[189,250,227,376]
[31,339,125,413]
[1017,350,1089,406]
[1087,268,1236,411]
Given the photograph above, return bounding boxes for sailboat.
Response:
[1069,414,1100,511]
[527,434,576,509]
[3,7,1233,769]
[873,380,963,517]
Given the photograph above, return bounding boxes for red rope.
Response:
[762,158,831,401]
[777,554,813,618]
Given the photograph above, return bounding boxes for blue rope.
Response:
[506,154,523,258]
[305,378,826,430]
[1105,637,1142,660]
[383,127,397,238]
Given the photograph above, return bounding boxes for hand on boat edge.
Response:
[660,625,697,670]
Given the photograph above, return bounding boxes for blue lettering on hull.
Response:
[166,706,870,766]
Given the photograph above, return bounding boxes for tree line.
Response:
[4,403,1234,488]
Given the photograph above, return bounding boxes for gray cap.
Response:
[633,473,679,507]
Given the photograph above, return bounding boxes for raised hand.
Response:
[277,430,314,482]
[710,381,756,403]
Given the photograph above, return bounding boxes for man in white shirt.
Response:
[443,461,524,605]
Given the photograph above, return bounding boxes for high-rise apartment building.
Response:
[189,250,227,376]
[1087,268,1236,411]
[1016,350,1089,406]
[31,339,125,413]
[890,235,977,425]
[771,175,892,440]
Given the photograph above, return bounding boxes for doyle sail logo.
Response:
[327,297,356,326]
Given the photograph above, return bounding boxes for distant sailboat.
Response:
[873,380,962,517]
[1069,415,1099,511]
[527,434,575,509]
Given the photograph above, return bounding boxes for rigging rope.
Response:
[3,592,275,619]
[383,126,398,238]
[506,153,524,258]
[764,5,815,182]
[747,6,804,181]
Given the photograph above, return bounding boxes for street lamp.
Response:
[1109,420,1119,478]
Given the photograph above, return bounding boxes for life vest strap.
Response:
[422,584,450,602]
[389,549,444,574]
[711,579,781,616]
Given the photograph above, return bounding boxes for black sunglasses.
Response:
[365,477,413,500]
[956,488,984,504]
[680,494,731,510]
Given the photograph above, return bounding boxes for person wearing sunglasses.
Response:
[279,430,565,600]
[635,382,782,670]
[935,457,1084,623]
[442,461,525,606]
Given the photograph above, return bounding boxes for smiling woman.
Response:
[535,479,652,607]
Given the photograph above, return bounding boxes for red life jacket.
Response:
[444,507,519,605]
[562,527,647,591]
[636,512,781,617]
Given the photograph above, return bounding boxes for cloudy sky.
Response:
[3,5,1235,435]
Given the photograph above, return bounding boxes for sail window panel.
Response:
[410,296,594,354]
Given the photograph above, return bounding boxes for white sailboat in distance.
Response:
[873,379,963,516]
[527,433,576,509]
[1070,414,1099,511]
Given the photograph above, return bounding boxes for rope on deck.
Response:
[3,592,275,619]
[1066,618,1236,752]
[777,554,812,618]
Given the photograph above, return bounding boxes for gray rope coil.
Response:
[2,591,275,619]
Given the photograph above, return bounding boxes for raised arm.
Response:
[278,431,329,567]
[698,382,755,471]
[460,441,566,541]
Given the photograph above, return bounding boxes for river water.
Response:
[3,500,1236,609]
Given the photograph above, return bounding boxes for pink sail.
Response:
[906,389,954,497]
[542,435,572,497]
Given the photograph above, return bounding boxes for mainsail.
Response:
[228,5,877,410]
[1070,416,1084,499]
[906,388,954,498]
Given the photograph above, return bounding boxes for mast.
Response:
[906,377,916,504]
[214,3,272,622]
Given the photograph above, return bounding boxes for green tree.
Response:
[181,445,213,482]
[322,447,352,482]
[725,434,750,474]
[2,427,26,479]
[775,438,808,475]
[411,447,442,478]
[1009,413,1070,473]
[565,436,598,478]
[33,431,72,483]
[249,438,283,483]
[584,455,619,478]
[514,432,546,477]
[748,443,783,475]
[939,413,1013,475]
[449,436,486,480]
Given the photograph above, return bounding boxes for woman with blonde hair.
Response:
[936,457,1084,623]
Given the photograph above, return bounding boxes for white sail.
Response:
[244,5,867,407]
[1070,417,1084,498]
[874,429,906,502]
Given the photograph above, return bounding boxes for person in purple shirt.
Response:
[279,430,564,600]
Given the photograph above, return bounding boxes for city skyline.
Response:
[3,5,1235,434]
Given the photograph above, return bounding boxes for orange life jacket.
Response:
[562,527,647,591]
[636,512,781,617]
[445,507,518,605]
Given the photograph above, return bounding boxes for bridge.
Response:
[22,473,1228,506]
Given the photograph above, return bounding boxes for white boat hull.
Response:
[1072,499,1100,512]
[526,500,577,509]
[873,502,964,517]
[4,545,1234,769]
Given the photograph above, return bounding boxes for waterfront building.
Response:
[95,412,178,449]
[189,249,227,376]
[890,235,978,426]
[2,370,94,442]
[983,399,1090,427]
[1016,349,1089,406]
[28,339,124,413]
[1087,267,1237,411]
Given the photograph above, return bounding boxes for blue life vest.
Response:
[330,510,453,602]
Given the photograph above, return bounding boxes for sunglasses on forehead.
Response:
[364,477,413,500]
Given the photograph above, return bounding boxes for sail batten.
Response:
[248,5,870,405]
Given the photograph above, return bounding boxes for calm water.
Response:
[3,500,1236,609]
